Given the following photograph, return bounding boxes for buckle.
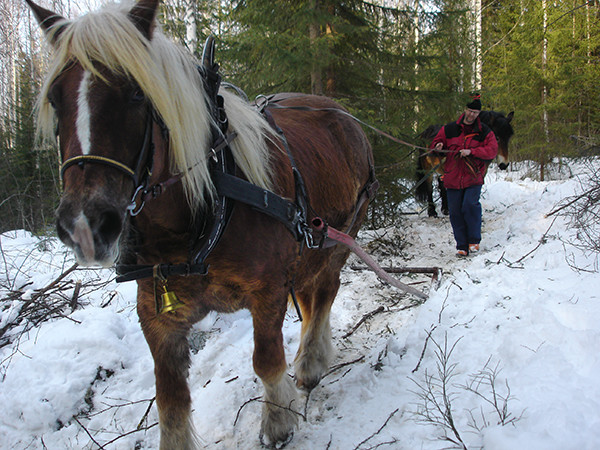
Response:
[127,185,146,216]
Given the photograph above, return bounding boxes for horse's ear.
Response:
[25,0,67,44]
[506,111,514,123]
[128,0,160,40]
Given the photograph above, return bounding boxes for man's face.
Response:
[463,108,480,125]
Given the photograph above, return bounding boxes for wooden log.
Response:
[350,264,442,275]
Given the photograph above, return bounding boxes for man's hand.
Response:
[434,142,444,151]
[459,149,472,157]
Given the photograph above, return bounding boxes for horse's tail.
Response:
[415,150,431,203]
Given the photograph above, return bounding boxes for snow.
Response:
[1,160,600,449]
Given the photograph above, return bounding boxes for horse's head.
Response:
[482,110,514,170]
[27,0,167,266]
[28,0,279,267]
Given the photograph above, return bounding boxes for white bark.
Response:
[472,0,482,90]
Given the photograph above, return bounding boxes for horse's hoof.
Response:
[295,375,321,391]
[259,430,294,449]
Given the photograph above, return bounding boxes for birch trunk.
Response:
[541,0,549,181]
[472,0,482,90]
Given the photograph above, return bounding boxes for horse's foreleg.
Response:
[252,297,299,447]
[294,274,338,391]
[439,179,449,215]
[427,177,438,217]
[137,288,198,450]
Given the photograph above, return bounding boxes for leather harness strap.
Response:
[115,39,379,286]
[212,170,304,241]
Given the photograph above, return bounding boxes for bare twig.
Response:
[234,396,262,426]
[74,417,105,449]
[410,334,467,449]
[70,281,82,311]
[546,185,600,217]
[103,422,159,447]
[233,396,305,427]
[342,306,385,338]
[324,356,365,379]
[462,357,525,432]
[353,408,399,450]
[412,325,438,373]
[137,397,155,430]
[515,216,558,263]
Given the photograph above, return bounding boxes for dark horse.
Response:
[26,0,375,448]
[416,110,514,217]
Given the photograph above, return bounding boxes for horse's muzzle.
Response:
[56,200,125,267]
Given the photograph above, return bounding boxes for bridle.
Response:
[59,104,157,216]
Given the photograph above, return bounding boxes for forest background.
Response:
[1,0,598,233]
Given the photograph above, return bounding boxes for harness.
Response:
[63,37,380,313]
[59,37,382,312]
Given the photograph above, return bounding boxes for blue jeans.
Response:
[446,185,482,251]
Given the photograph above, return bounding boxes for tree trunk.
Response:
[541,0,549,181]
[309,22,323,95]
[472,0,482,90]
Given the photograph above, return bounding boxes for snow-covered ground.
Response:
[1,160,599,449]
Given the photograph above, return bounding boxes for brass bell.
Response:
[159,289,184,314]
[153,265,185,314]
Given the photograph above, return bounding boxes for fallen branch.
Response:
[74,417,105,449]
[137,397,155,430]
[546,184,600,217]
[103,422,158,447]
[234,396,262,426]
[315,222,427,300]
[70,281,82,311]
[342,306,385,339]
[412,325,438,373]
[515,215,558,264]
[353,408,399,450]
[0,264,116,348]
[351,265,443,293]
[324,356,366,378]
[30,263,79,301]
[350,265,442,275]
[233,396,306,427]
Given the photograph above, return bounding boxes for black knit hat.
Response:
[466,93,481,110]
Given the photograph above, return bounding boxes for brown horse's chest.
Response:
[135,211,298,315]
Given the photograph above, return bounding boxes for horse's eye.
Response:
[130,86,145,103]
[47,86,60,110]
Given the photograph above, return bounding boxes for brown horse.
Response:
[26,0,375,448]
[416,110,514,217]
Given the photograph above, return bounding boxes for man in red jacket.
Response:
[430,94,498,256]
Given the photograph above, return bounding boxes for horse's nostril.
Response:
[97,209,123,244]
[499,163,509,170]
[56,217,71,245]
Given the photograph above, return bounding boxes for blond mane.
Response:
[37,1,273,209]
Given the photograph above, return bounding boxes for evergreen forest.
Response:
[1,0,599,233]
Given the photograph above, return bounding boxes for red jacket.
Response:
[430,114,498,189]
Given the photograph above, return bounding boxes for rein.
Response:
[79,37,427,304]
[255,95,432,153]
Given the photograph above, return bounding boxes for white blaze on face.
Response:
[71,213,95,262]
[76,71,92,155]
